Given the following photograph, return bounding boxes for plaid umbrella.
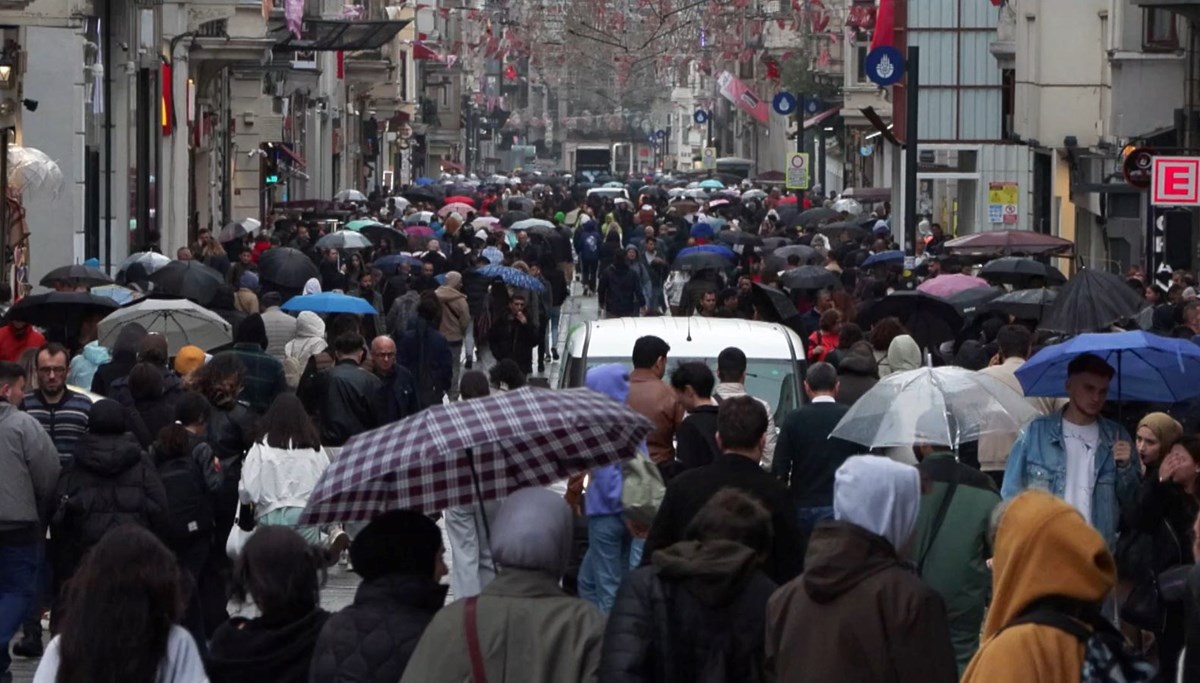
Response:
[299,387,654,523]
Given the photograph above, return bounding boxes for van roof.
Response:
[566,316,805,361]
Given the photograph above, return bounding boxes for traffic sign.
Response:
[772,92,797,116]
[701,147,717,170]
[785,152,810,190]
[694,110,709,124]
[1123,147,1154,189]
[1152,156,1200,206]
[655,129,667,140]
[865,46,905,87]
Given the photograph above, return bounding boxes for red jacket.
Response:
[0,324,45,362]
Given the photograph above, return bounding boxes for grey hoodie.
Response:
[0,401,61,531]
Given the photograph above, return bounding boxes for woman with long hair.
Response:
[207,526,331,683]
[33,525,205,683]
[239,393,342,549]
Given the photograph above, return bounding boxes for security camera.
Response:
[247,148,268,158]
[21,99,36,112]
[118,42,129,51]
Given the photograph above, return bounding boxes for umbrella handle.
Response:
[465,446,495,557]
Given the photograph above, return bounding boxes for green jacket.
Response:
[908,452,1000,674]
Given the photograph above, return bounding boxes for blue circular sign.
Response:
[694,109,709,124]
[772,92,797,116]
[865,46,905,86]
[655,129,667,140]
[804,98,821,115]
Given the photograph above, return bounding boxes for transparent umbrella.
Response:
[830,366,1038,449]
[8,146,63,198]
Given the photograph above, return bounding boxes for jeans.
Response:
[548,307,562,351]
[0,542,39,674]
[578,514,637,614]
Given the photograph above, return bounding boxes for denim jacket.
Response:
[1000,409,1139,549]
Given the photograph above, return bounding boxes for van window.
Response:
[581,357,799,417]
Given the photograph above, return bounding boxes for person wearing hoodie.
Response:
[91,323,147,396]
[879,333,920,379]
[309,510,448,683]
[575,220,603,295]
[600,488,779,683]
[401,488,605,683]
[50,398,170,603]
[284,311,326,389]
[960,491,1136,683]
[765,456,957,683]
[67,340,110,391]
[434,271,470,400]
[207,526,331,683]
[835,340,879,406]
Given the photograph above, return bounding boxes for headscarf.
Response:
[1137,412,1182,452]
[350,510,443,580]
[284,311,326,370]
[490,487,573,576]
[302,277,322,295]
[443,271,462,290]
[884,334,921,375]
[834,455,920,551]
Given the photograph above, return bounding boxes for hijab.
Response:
[834,455,921,551]
[490,487,573,576]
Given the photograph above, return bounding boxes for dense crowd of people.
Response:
[0,172,1197,683]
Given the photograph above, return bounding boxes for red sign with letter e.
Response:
[1152,157,1200,206]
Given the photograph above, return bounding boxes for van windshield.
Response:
[583,357,798,421]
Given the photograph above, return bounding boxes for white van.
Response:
[559,317,806,422]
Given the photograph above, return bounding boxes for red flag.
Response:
[871,0,895,50]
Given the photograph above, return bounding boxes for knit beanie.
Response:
[174,345,207,376]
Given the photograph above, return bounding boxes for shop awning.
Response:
[440,160,464,172]
[803,107,841,130]
[270,19,411,52]
[278,144,306,168]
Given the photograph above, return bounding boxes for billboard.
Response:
[717,71,769,125]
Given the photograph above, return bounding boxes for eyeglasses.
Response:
[37,366,67,375]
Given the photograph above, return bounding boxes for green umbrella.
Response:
[345,219,385,231]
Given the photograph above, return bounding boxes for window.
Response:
[1144,9,1179,51]
[1001,68,1015,139]
[855,44,869,83]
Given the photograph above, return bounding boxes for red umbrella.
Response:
[777,195,799,205]
[443,195,477,207]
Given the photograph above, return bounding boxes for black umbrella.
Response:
[858,291,964,351]
[760,237,795,251]
[979,257,1067,287]
[671,252,733,272]
[780,266,842,291]
[4,292,119,342]
[792,207,840,227]
[499,211,531,228]
[147,261,226,306]
[816,221,869,240]
[360,224,406,247]
[988,288,1058,321]
[404,188,441,205]
[40,264,113,288]
[716,231,764,248]
[259,247,319,289]
[944,286,1006,317]
[507,197,534,212]
[1039,268,1145,334]
[751,283,799,321]
[764,245,819,272]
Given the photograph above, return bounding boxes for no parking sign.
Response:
[786,153,810,190]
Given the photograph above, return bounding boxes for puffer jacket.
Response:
[601,540,777,683]
[51,400,169,582]
[309,575,448,683]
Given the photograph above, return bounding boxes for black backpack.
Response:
[156,454,214,541]
[1004,597,1155,683]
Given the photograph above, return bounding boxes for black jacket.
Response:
[835,350,879,407]
[773,402,860,509]
[462,269,496,320]
[599,263,645,317]
[52,418,169,581]
[643,453,803,585]
[308,575,447,683]
[488,312,540,374]
[675,405,720,472]
[602,540,777,683]
[206,401,257,465]
[377,366,421,423]
[318,360,384,447]
[397,318,453,408]
[208,609,331,683]
[546,268,569,307]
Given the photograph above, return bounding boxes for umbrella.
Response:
[116,252,172,281]
[978,257,1067,287]
[404,211,436,226]
[708,198,732,209]
[258,247,319,289]
[413,177,435,186]
[404,189,441,205]
[4,292,119,330]
[481,246,504,265]
[815,222,869,241]
[507,197,534,212]
[345,219,384,231]
[764,245,819,271]
[603,181,625,188]
[315,231,372,250]
[777,195,799,205]
[760,237,795,251]
[97,298,232,353]
[690,223,715,239]
[780,266,843,291]
[218,221,251,242]
[282,292,380,315]
[147,261,225,305]
[472,216,500,229]
[360,224,405,246]
[917,273,992,299]
[716,231,763,248]
[861,250,906,268]
[477,264,545,292]
[406,226,436,239]
[91,284,143,306]
[439,203,474,218]
[672,251,733,272]
[988,288,1058,321]
[858,291,965,351]
[499,211,531,227]
[792,207,840,227]
[373,254,424,274]
[334,189,367,202]
[751,283,799,320]
[511,218,556,232]
[944,286,1006,317]
[1017,331,1200,403]
[298,387,654,522]
[671,199,700,214]
[943,230,1075,257]
[699,179,725,190]
[443,195,477,207]
[832,198,863,215]
[1039,268,1145,334]
[40,264,113,288]
[675,245,737,261]
[830,367,1038,448]
[742,189,767,200]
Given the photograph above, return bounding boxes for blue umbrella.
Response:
[690,222,715,239]
[861,250,905,268]
[699,179,725,190]
[675,245,737,261]
[1016,331,1200,403]
[281,292,379,315]
[373,254,424,274]
[477,264,545,292]
[481,246,504,265]
[414,177,435,186]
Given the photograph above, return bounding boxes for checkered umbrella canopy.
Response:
[299,387,654,523]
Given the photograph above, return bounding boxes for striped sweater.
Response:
[23,389,92,459]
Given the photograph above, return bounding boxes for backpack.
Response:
[621,448,666,528]
[1003,598,1154,683]
[156,454,214,541]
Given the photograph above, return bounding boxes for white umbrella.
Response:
[832,198,863,216]
[510,218,555,232]
[98,298,232,353]
[316,230,372,250]
[830,366,1038,449]
[8,145,63,198]
[335,189,367,202]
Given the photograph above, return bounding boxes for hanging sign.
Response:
[772,92,797,116]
